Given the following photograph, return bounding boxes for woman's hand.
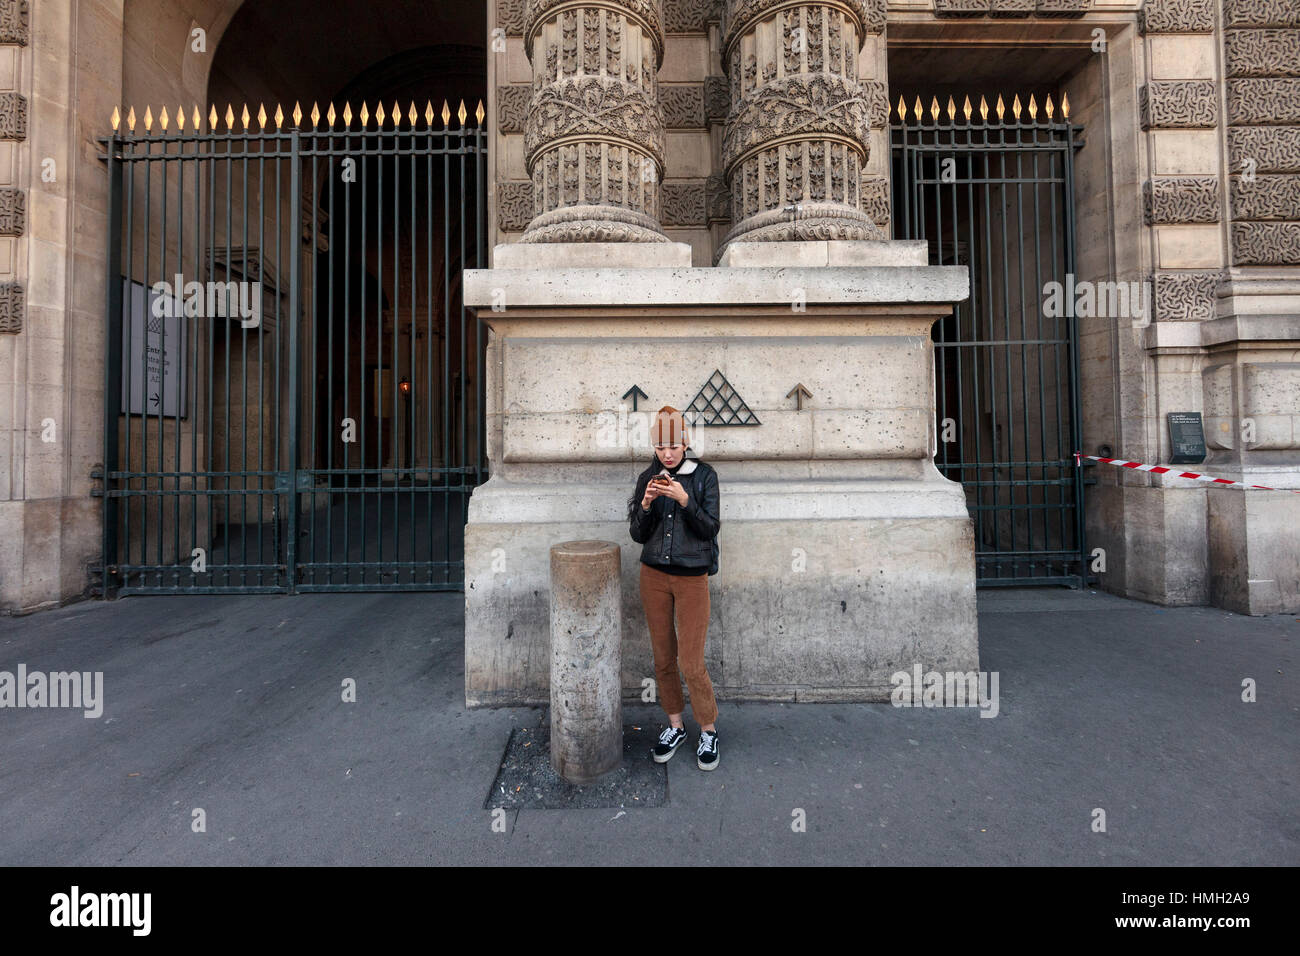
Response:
[640,482,663,511]
[664,479,688,506]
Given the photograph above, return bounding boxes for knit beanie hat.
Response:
[652,405,688,447]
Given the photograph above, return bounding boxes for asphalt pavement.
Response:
[0,587,1295,865]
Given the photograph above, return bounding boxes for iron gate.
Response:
[98,100,488,594]
[891,93,1087,586]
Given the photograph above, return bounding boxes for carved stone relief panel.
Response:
[1152,271,1220,322]
[0,187,24,236]
[1140,0,1214,34]
[662,84,706,128]
[498,0,527,35]
[1227,126,1300,172]
[0,283,22,334]
[497,85,531,134]
[1143,177,1221,225]
[1222,0,1300,29]
[1231,174,1300,220]
[0,0,28,45]
[1231,221,1300,263]
[1140,81,1218,129]
[662,180,708,226]
[497,180,536,232]
[1226,78,1300,125]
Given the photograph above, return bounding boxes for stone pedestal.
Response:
[463,240,978,706]
[549,539,623,784]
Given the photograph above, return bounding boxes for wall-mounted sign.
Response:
[1167,412,1205,465]
[121,278,187,418]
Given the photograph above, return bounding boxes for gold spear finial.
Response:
[159,106,170,131]
[946,95,957,121]
[442,100,451,126]
[209,105,219,130]
[1062,91,1071,119]
[929,96,940,121]
[1011,94,1022,121]
[327,103,337,127]
[257,103,268,130]
[1027,93,1037,121]
[375,100,386,127]
[225,104,235,130]
[310,102,320,128]
[292,101,303,128]
[1045,94,1055,120]
[913,96,923,122]
[275,104,285,129]
[476,100,485,125]
[360,101,370,127]
[458,100,467,125]
[995,94,1005,121]
[176,105,185,131]
[409,101,418,127]
[241,103,251,130]
[425,100,435,127]
[979,95,989,122]
[127,106,137,132]
[343,102,353,126]
[111,106,121,131]
[143,106,153,132]
[963,95,972,122]
[192,106,201,131]
[897,94,906,122]
[393,99,401,126]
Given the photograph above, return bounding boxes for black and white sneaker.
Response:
[652,726,688,763]
[696,730,719,770]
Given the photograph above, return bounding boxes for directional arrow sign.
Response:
[622,384,648,411]
[786,382,812,411]
[150,392,161,409]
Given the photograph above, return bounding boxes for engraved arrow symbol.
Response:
[786,383,812,411]
[622,384,648,411]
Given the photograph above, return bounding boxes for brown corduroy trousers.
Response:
[639,563,718,725]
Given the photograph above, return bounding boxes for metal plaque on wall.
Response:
[1167,412,1206,465]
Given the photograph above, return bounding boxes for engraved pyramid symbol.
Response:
[685,369,760,426]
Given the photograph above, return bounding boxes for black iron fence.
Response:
[892,93,1088,586]
[97,100,488,594]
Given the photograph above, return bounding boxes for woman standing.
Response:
[627,406,722,770]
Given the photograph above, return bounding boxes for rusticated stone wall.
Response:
[1221,0,1300,265]
[719,0,885,251]
[1139,1,1224,324]
[0,0,26,334]
[518,0,670,242]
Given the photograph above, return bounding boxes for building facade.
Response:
[1,0,1298,617]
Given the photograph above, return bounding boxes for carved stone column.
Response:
[720,0,885,249]
[521,0,670,242]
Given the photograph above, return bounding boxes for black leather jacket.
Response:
[628,459,720,574]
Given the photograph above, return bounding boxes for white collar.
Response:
[659,459,698,476]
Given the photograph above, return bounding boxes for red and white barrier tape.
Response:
[1075,453,1300,494]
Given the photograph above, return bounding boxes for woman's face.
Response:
[655,443,685,468]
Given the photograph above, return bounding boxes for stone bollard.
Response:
[549,540,622,784]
